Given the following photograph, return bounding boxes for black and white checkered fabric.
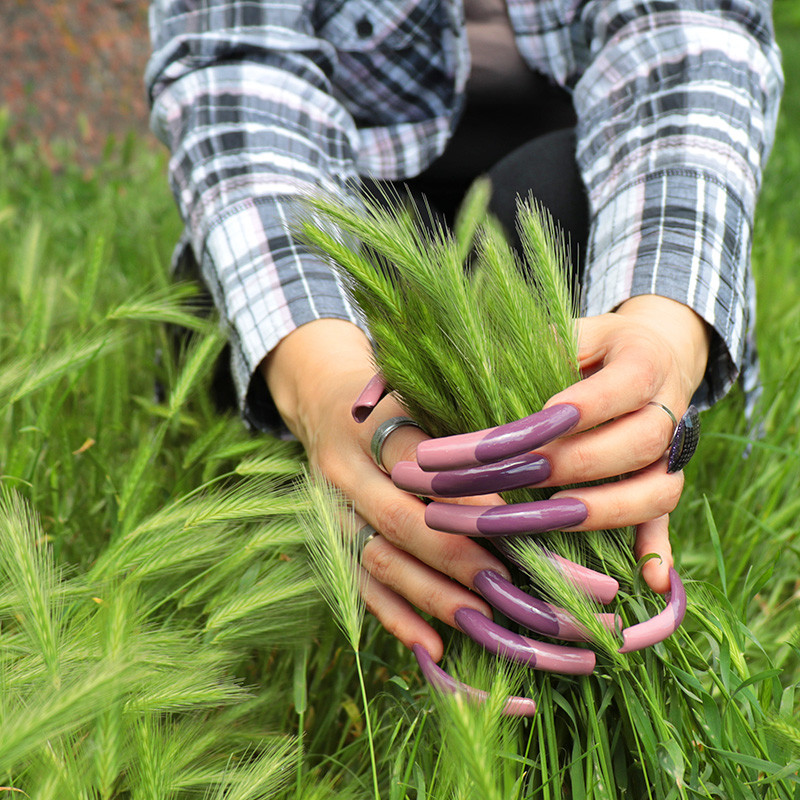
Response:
[146,0,783,427]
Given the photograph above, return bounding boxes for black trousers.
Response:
[366,76,589,286]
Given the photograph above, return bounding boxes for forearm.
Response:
[147,0,367,424]
[574,0,783,405]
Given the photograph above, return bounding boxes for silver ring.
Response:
[370,416,424,473]
[355,523,379,561]
[647,401,678,428]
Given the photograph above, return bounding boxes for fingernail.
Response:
[454,607,595,674]
[425,498,587,537]
[412,643,537,716]
[543,551,619,604]
[351,373,389,423]
[474,570,620,642]
[619,568,686,653]
[416,404,580,471]
[473,570,560,637]
[392,454,550,497]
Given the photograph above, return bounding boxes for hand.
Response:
[262,319,510,661]
[533,295,710,591]
[393,295,709,594]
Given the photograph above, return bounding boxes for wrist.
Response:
[260,319,374,444]
[615,295,711,400]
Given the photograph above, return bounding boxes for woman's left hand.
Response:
[525,294,710,592]
[407,294,710,594]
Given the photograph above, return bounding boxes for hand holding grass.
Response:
[262,317,509,661]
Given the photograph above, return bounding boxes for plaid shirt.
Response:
[146,0,782,427]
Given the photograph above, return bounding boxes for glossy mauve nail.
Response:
[392,453,550,497]
[543,551,620,604]
[619,568,687,653]
[412,644,537,717]
[473,569,560,636]
[416,403,580,471]
[472,570,620,642]
[425,497,587,537]
[351,373,389,423]
[454,608,596,674]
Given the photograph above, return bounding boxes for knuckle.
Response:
[363,542,396,584]
[657,473,684,514]
[375,501,415,544]
[634,425,669,465]
[433,536,467,579]
[633,359,661,403]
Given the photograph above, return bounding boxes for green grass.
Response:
[0,10,798,796]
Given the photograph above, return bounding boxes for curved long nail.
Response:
[416,404,580,471]
[392,453,550,497]
[412,644,537,717]
[351,373,389,423]
[425,498,587,537]
[667,405,700,473]
[619,568,687,653]
[454,608,596,674]
[543,551,620,605]
[473,570,620,642]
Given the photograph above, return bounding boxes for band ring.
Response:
[648,402,701,473]
[355,523,379,561]
[647,401,678,428]
[370,416,424,473]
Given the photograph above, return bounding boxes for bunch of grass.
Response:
[0,133,334,797]
[299,180,800,797]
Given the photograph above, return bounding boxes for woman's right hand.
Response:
[261,318,510,662]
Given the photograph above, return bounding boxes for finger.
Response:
[533,402,676,486]
[360,565,444,660]
[546,326,670,432]
[354,463,511,584]
[414,404,580,471]
[392,453,551,497]
[634,514,673,593]
[352,417,513,585]
[550,459,684,531]
[453,607,596,674]
[361,533,495,626]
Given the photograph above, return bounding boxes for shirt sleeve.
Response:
[572,0,783,409]
[146,0,367,430]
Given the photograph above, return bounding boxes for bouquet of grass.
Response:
[299,181,799,798]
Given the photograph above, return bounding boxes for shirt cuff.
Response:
[197,196,368,432]
[582,168,753,409]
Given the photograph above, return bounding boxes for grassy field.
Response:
[0,7,798,797]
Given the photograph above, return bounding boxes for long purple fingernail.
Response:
[416,404,580,471]
[544,551,619,604]
[425,498,587,537]
[392,454,550,497]
[351,373,389,423]
[474,570,620,642]
[454,608,595,674]
[473,570,560,636]
[619,568,687,653]
[412,644,537,717]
